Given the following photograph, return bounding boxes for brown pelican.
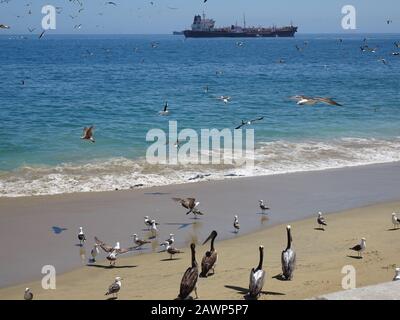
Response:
[200,230,218,277]
[24,288,33,300]
[393,268,400,281]
[172,197,204,218]
[233,215,240,233]
[349,238,366,258]
[90,244,100,262]
[281,225,296,280]
[317,212,327,230]
[162,241,183,259]
[259,200,269,214]
[131,234,151,249]
[290,95,342,106]
[94,237,134,266]
[105,277,122,299]
[249,246,266,299]
[78,227,86,245]
[392,213,400,229]
[177,243,199,300]
[81,126,95,143]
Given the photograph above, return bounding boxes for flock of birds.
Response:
[22,199,400,300]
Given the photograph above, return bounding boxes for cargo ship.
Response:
[183,14,297,38]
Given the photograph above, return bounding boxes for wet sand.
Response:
[1,162,400,290]
[1,200,399,300]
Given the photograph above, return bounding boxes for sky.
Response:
[0,0,399,34]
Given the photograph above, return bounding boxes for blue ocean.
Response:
[0,34,399,197]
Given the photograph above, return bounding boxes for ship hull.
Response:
[183,29,297,38]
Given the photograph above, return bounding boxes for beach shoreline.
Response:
[0,199,399,300]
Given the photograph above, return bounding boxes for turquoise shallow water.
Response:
[0,34,399,196]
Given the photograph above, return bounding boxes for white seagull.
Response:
[233,215,240,233]
[95,237,134,266]
[150,220,158,237]
[391,212,400,229]
[349,238,366,258]
[393,268,400,281]
[24,288,33,300]
[159,101,170,115]
[290,95,342,106]
[161,241,183,259]
[217,95,231,104]
[165,233,175,245]
[78,227,86,245]
[90,244,100,262]
[317,212,327,230]
[105,277,122,299]
[259,200,269,214]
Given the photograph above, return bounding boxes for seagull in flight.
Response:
[235,117,264,129]
[0,24,10,29]
[105,1,117,6]
[172,197,204,218]
[217,95,231,104]
[159,101,170,115]
[95,237,134,266]
[290,95,342,106]
[81,126,95,143]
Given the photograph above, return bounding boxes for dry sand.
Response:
[1,200,399,300]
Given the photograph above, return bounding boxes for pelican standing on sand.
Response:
[393,268,400,281]
[90,244,100,262]
[177,243,199,300]
[24,288,33,300]
[78,227,86,245]
[281,225,296,280]
[105,277,122,299]
[95,237,134,266]
[200,230,218,277]
[317,212,327,230]
[249,246,266,299]
[259,200,269,214]
[391,212,400,229]
[233,215,240,233]
[349,238,366,258]
[131,234,151,249]
[81,126,95,142]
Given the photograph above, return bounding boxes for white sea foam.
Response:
[1,137,400,197]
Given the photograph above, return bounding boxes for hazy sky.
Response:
[0,0,399,34]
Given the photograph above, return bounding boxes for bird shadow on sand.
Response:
[272,274,290,281]
[347,255,363,260]
[106,297,118,300]
[86,264,137,269]
[160,258,182,262]
[224,285,285,299]
[74,244,84,247]
[164,222,195,230]
[144,192,171,195]
[387,228,400,231]
[314,227,326,231]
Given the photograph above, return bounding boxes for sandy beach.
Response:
[0,200,399,300]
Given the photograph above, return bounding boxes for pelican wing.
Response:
[281,248,296,279]
[179,266,198,299]
[249,269,265,297]
[200,251,217,277]
[94,237,113,253]
[315,97,342,106]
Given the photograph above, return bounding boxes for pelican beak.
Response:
[202,234,212,245]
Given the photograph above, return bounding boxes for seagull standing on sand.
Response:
[248,246,265,299]
[105,277,122,299]
[165,233,175,245]
[150,220,158,237]
[317,212,327,230]
[162,241,183,259]
[159,101,170,115]
[81,126,95,143]
[391,213,400,229]
[259,200,269,214]
[349,238,366,258]
[393,268,400,281]
[78,227,86,245]
[233,215,240,233]
[90,244,100,262]
[144,216,152,229]
[24,288,33,300]
[131,234,151,249]
[281,225,296,280]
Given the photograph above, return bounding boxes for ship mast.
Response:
[243,13,246,28]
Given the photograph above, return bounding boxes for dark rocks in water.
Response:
[188,173,211,181]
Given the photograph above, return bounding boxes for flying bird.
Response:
[281,225,296,280]
[248,246,265,299]
[235,117,264,129]
[172,197,203,218]
[290,95,342,106]
[177,243,198,300]
[105,277,122,299]
[349,238,366,258]
[81,126,95,142]
[159,101,169,115]
[0,24,10,29]
[95,237,134,266]
[217,95,231,104]
[105,1,117,6]
[39,30,46,39]
[200,230,218,277]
